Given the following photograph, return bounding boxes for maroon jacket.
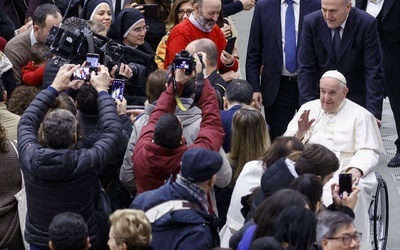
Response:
[133,78,224,194]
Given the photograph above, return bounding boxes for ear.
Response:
[85,237,91,250]
[315,201,321,213]
[343,86,349,96]
[209,174,217,188]
[193,2,200,11]
[49,241,54,250]
[223,96,228,110]
[3,90,7,102]
[347,1,352,11]
[74,132,78,144]
[33,24,40,32]
[122,242,128,250]
[321,238,330,248]
[317,175,322,181]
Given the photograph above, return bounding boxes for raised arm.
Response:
[88,65,123,171]
[18,64,81,154]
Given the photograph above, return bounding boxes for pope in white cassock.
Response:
[284,70,385,250]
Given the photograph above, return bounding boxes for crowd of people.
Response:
[0,0,397,249]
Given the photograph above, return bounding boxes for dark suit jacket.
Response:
[246,0,320,107]
[297,7,385,119]
[356,0,400,46]
[356,0,400,88]
[220,104,242,153]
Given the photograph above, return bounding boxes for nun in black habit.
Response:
[107,8,158,105]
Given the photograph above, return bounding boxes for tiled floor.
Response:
[375,99,400,249]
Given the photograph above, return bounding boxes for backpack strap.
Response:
[145,200,200,223]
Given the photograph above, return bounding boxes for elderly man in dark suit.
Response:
[297,0,385,121]
[356,0,400,167]
[246,0,320,140]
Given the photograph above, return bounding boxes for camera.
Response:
[45,24,150,86]
[45,25,122,68]
[173,50,196,75]
[45,26,90,65]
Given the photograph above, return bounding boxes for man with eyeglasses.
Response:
[164,0,239,75]
[316,211,361,250]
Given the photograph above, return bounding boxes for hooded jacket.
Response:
[133,78,224,194]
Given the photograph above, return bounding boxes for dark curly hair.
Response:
[76,84,98,115]
[7,86,40,115]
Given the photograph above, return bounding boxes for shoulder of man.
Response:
[352,6,377,22]
[5,28,31,48]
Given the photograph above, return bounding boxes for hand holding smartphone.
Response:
[225,37,237,55]
[339,173,352,198]
[72,53,100,81]
[110,79,126,101]
[139,4,158,17]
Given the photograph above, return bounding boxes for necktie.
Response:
[285,0,297,73]
[332,27,341,59]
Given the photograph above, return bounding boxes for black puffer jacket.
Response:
[17,88,122,248]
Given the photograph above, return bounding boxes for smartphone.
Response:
[72,66,91,81]
[339,173,352,198]
[86,53,99,68]
[140,4,158,17]
[225,37,237,55]
[110,79,125,101]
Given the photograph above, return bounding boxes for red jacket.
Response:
[165,19,238,73]
[22,61,45,86]
[133,78,224,194]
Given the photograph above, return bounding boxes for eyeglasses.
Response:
[325,232,362,245]
[177,9,194,16]
[133,25,149,34]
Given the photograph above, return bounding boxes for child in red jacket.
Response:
[22,42,51,87]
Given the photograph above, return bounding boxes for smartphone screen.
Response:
[140,4,158,17]
[72,67,91,81]
[110,79,125,101]
[225,37,237,55]
[339,173,352,197]
[86,53,99,68]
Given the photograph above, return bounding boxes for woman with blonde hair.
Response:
[228,107,271,186]
[216,107,271,231]
[108,209,152,250]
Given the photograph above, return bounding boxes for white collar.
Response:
[30,29,38,46]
